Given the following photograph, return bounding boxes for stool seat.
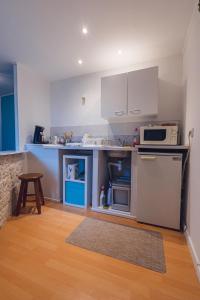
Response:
[15,173,45,216]
[19,173,43,181]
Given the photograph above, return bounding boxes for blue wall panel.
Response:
[1,95,16,151]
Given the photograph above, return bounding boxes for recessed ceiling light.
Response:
[78,59,83,65]
[118,49,122,55]
[82,27,88,35]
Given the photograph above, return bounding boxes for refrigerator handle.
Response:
[140,156,157,160]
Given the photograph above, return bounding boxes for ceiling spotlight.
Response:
[78,59,83,65]
[118,49,122,55]
[82,27,88,35]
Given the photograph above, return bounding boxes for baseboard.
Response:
[185,230,200,282]
[44,197,61,203]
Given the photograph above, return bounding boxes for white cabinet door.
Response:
[128,67,158,116]
[101,73,127,118]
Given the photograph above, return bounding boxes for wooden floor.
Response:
[0,201,200,300]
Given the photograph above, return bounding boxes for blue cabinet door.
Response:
[65,181,85,207]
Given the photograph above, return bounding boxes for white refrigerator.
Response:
[136,153,182,230]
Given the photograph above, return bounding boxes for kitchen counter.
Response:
[0,150,26,156]
[0,152,25,227]
[25,143,188,220]
[26,143,189,152]
[26,143,135,151]
[25,143,136,215]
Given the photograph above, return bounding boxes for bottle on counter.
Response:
[133,127,140,147]
[107,182,112,206]
[99,185,106,207]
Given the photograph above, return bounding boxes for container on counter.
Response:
[133,127,140,147]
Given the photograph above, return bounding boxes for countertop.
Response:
[24,144,189,155]
[25,143,189,152]
[26,144,135,151]
[0,150,26,156]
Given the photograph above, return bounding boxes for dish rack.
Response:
[82,137,106,146]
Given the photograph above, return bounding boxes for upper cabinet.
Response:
[101,73,127,118]
[101,66,158,119]
[128,67,158,116]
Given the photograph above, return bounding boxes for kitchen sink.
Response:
[65,143,82,146]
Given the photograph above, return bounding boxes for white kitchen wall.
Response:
[183,3,200,281]
[16,63,51,150]
[50,54,183,128]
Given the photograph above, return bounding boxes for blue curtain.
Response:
[1,95,16,151]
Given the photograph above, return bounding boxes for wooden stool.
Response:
[15,173,45,216]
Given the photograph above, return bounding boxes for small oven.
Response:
[111,184,130,212]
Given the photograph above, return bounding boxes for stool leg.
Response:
[34,181,41,214]
[38,179,45,205]
[16,181,25,216]
[22,182,28,207]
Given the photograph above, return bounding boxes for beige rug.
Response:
[66,218,166,273]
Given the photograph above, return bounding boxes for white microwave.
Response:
[140,125,179,145]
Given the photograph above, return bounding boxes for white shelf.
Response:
[64,202,87,208]
[91,206,136,219]
[65,178,85,183]
[63,154,92,208]
[136,145,189,150]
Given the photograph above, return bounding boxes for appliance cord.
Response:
[182,131,192,181]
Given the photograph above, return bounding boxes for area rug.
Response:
[66,218,166,273]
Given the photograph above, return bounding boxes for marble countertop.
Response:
[25,143,189,151]
[0,150,26,156]
[25,143,189,153]
[26,143,135,151]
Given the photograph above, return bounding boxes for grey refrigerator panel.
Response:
[136,154,182,230]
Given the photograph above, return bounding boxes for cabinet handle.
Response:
[140,156,157,160]
[129,109,141,115]
[115,111,124,116]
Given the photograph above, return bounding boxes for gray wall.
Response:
[50,54,183,141]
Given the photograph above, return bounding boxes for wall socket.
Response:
[81,97,86,105]
[189,128,194,138]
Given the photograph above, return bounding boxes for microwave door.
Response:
[144,129,167,143]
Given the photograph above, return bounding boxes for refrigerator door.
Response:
[136,154,182,229]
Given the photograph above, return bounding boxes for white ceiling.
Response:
[0,0,194,81]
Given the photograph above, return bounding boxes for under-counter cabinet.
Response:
[25,144,61,201]
[101,66,158,119]
[63,155,92,208]
[91,150,136,218]
[101,73,127,118]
